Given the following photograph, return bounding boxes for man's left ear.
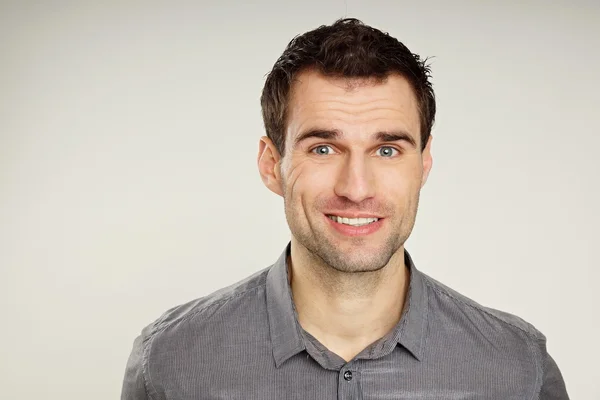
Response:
[421,134,433,188]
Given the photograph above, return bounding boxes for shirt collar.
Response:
[266,242,428,367]
[392,248,428,361]
[266,243,305,368]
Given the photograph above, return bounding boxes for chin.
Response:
[319,247,393,274]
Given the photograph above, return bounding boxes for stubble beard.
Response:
[284,195,419,274]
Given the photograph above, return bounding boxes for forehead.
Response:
[286,70,420,145]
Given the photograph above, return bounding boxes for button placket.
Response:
[337,363,360,399]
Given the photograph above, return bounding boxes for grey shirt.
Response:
[121,244,569,399]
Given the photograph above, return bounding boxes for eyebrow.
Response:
[293,128,417,149]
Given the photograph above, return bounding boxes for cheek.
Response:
[378,166,422,203]
[286,161,336,204]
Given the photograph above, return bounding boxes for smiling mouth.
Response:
[327,215,380,227]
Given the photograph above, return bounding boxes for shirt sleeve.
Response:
[121,333,150,400]
[539,347,569,399]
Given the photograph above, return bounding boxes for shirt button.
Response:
[343,370,353,381]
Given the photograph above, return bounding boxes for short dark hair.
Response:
[260,18,436,156]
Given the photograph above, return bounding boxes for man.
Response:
[121,18,569,399]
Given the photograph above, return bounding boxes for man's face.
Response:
[264,70,432,273]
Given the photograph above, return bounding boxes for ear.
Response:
[257,136,284,196]
[420,134,433,188]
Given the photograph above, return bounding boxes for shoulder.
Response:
[140,265,272,350]
[421,271,546,343]
[416,271,558,396]
[127,266,272,397]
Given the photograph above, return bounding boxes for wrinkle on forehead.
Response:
[286,71,421,149]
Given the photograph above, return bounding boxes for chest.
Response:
[153,350,538,400]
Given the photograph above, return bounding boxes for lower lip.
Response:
[324,215,384,237]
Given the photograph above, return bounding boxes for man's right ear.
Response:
[257,136,284,197]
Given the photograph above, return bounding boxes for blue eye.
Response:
[378,146,398,157]
[312,145,334,155]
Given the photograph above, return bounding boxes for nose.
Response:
[333,154,376,203]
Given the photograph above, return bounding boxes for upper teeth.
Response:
[329,215,379,226]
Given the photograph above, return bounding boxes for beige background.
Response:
[1,1,598,399]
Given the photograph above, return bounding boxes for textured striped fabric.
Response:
[121,244,569,399]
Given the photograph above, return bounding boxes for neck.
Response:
[288,238,410,361]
